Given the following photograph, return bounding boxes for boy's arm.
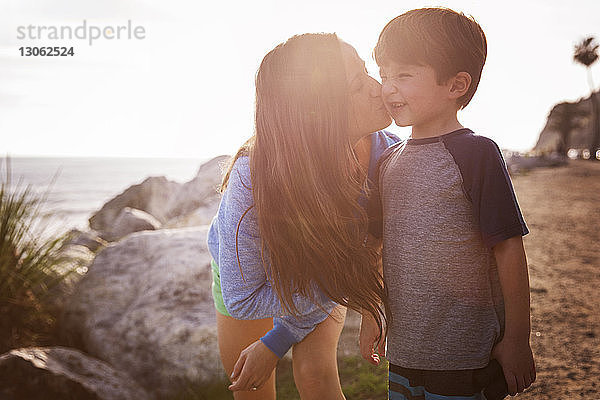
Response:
[443,135,535,394]
[492,235,536,395]
[359,234,385,365]
[360,309,385,365]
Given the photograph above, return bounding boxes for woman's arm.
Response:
[212,156,335,352]
[212,157,338,391]
[214,156,333,320]
[229,312,332,392]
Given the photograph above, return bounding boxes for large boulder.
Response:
[47,242,95,308]
[0,347,150,400]
[162,201,219,229]
[172,154,229,217]
[88,156,228,237]
[88,176,178,234]
[60,227,222,399]
[99,207,162,243]
[161,156,229,228]
[64,228,108,252]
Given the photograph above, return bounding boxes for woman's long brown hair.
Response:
[221,33,388,343]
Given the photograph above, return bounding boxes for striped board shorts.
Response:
[389,360,507,400]
[389,372,486,400]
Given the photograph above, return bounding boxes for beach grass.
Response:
[171,355,388,400]
[0,157,84,353]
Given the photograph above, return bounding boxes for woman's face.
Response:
[341,42,392,140]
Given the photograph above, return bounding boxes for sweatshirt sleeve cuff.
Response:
[259,321,299,359]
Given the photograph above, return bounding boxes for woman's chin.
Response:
[376,116,394,131]
[352,116,394,138]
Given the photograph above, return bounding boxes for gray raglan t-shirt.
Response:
[368,128,529,370]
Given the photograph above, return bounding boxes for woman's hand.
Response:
[359,312,385,366]
[228,339,279,392]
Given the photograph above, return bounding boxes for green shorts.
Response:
[211,259,231,317]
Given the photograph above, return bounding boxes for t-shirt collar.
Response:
[407,128,473,145]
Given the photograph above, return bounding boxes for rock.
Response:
[161,155,229,228]
[163,202,219,229]
[56,243,96,272]
[99,207,162,242]
[88,156,229,236]
[175,154,229,216]
[65,228,108,252]
[0,347,150,400]
[60,227,222,399]
[534,91,599,154]
[505,153,567,174]
[48,243,95,301]
[88,176,179,233]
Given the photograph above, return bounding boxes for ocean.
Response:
[1,156,210,239]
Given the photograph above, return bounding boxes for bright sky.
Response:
[1,0,599,158]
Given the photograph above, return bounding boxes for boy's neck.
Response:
[410,112,463,140]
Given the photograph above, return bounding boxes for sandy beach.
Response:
[513,160,600,399]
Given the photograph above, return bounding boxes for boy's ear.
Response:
[448,72,472,100]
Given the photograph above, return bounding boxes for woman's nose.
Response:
[367,76,382,97]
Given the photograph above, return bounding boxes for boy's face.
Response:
[379,61,455,128]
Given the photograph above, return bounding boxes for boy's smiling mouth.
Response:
[389,102,406,109]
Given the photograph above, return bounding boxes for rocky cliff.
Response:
[534,91,600,154]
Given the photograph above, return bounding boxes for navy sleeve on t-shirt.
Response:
[443,134,528,248]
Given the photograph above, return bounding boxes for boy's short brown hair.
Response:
[374,8,487,108]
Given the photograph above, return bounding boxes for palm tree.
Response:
[573,36,599,160]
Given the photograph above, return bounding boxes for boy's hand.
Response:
[228,339,278,392]
[359,312,385,365]
[492,336,536,395]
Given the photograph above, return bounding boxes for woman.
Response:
[207,33,398,399]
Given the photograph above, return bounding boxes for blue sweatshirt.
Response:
[206,131,400,358]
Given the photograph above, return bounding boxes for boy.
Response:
[360,8,536,400]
